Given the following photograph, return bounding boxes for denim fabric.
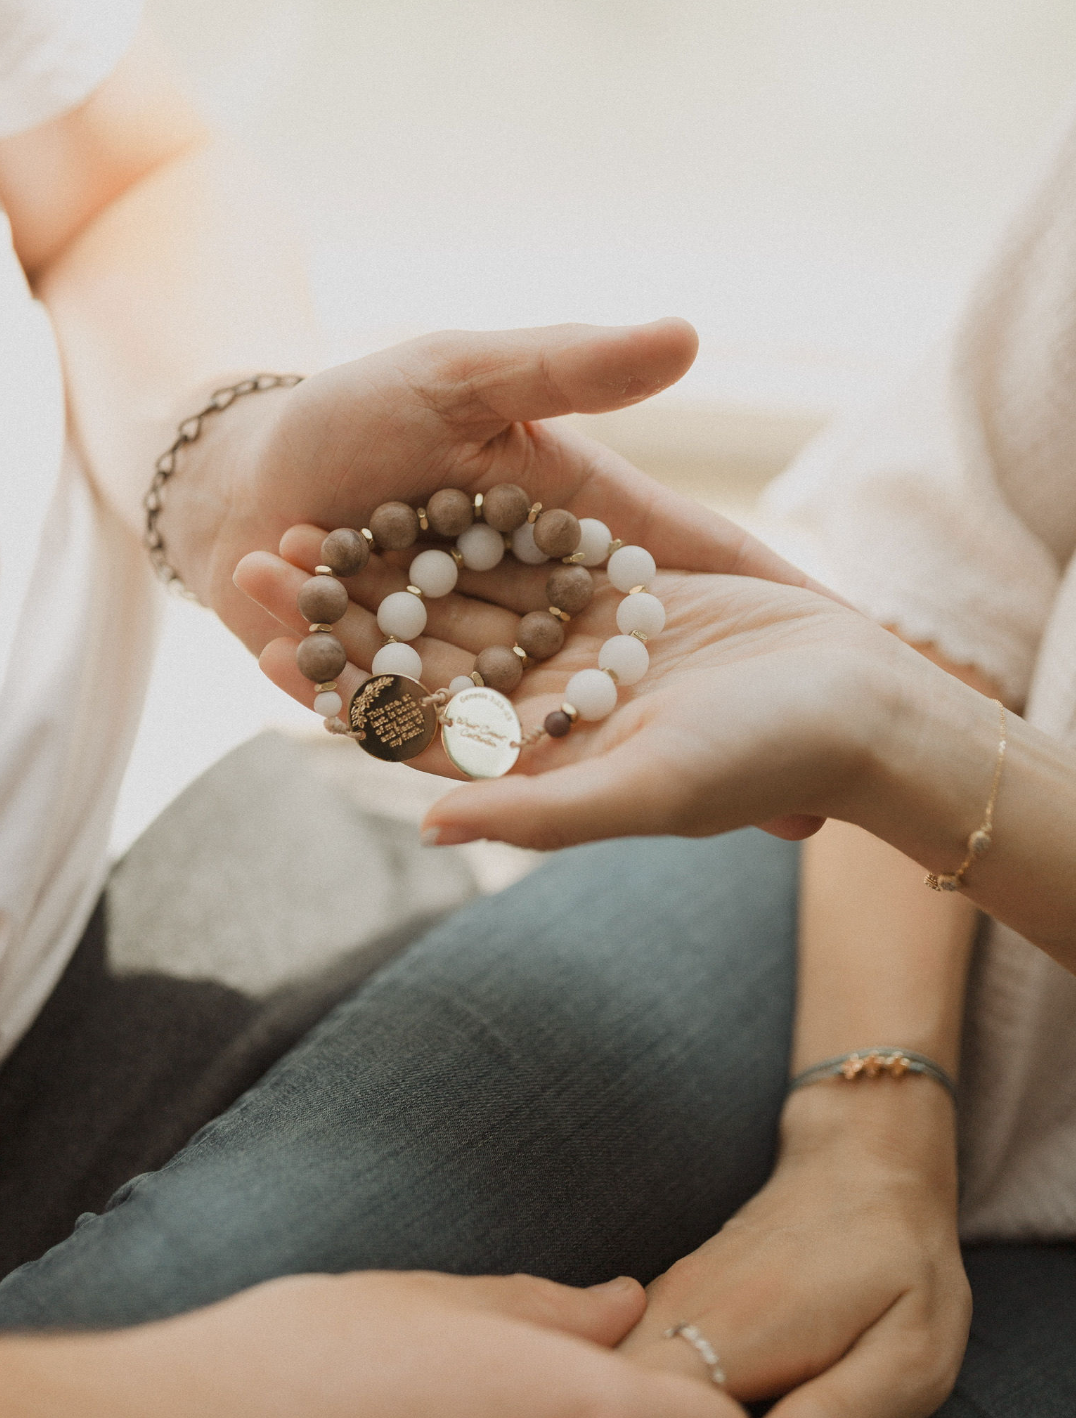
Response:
[0,829,1071,1416]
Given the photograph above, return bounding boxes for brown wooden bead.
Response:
[533,508,581,558]
[426,487,474,537]
[546,563,594,616]
[544,709,573,738]
[297,575,349,625]
[296,633,347,682]
[369,501,420,550]
[482,483,531,533]
[516,610,565,661]
[321,528,369,576]
[474,645,524,693]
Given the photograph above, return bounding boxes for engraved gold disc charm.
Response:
[348,674,437,762]
[441,686,522,779]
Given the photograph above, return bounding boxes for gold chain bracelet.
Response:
[925,698,1007,892]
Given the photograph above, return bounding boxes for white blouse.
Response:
[0,0,153,1063]
[765,99,1076,1240]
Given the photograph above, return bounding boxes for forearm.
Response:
[845,647,1076,970]
[37,136,319,540]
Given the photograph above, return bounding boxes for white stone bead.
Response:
[376,591,427,641]
[511,521,549,565]
[565,667,618,720]
[576,517,613,567]
[457,523,505,571]
[409,548,458,598]
[607,544,656,592]
[615,591,665,638]
[314,690,343,717]
[598,634,649,685]
[448,675,476,696]
[372,641,423,678]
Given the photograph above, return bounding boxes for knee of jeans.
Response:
[104,1172,152,1213]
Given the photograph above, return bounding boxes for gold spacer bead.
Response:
[384,635,399,644]
[562,551,586,564]
[602,666,620,684]
[548,606,571,622]
[314,565,335,577]
[512,645,529,664]
[315,680,338,693]
[308,623,333,634]
[417,507,429,531]
[450,547,464,565]
[628,585,646,595]
[561,702,579,722]
[607,538,624,556]
[503,533,513,550]
[887,1054,910,1078]
[527,501,543,523]
[470,670,484,686]
[473,492,484,518]
[361,527,375,546]
[406,584,423,597]
[841,1056,865,1080]
[629,629,648,642]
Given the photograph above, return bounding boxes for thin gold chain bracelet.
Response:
[925,698,1007,892]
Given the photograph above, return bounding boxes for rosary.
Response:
[292,484,664,778]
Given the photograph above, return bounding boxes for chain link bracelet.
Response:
[144,373,305,599]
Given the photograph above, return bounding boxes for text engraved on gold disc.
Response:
[441,686,521,779]
[348,674,436,761]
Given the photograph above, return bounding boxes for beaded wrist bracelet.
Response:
[292,484,665,778]
[788,1048,957,1102]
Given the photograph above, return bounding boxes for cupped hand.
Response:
[36,1270,744,1418]
[618,1085,971,1418]
[178,319,836,650]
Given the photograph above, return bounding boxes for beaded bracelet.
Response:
[292,484,665,778]
[787,1048,957,1102]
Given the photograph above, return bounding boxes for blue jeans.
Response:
[0,832,1071,1415]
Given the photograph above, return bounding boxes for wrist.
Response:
[779,1075,959,1197]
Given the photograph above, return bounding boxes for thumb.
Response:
[422,746,679,851]
[460,1273,647,1347]
[399,317,698,438]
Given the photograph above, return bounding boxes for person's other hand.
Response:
[11,1270,745,1418]
[184,319,834,652]
[618,1084,971,1417]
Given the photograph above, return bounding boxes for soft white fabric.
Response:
[0,0,141,138]
[764,100,1076,1240]
[0,3,153,1064]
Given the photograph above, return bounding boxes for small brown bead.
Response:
[426,488,474,537]
[474,645,524,694]
[546,564,594,616]
[544,709,573,738]
[532,508,581,558]
[369,501,420,550]
[297,575,349,625]
[320,528,369,576]
[296,633,347,682]
[482,483,531,533]
[516,610,565,661]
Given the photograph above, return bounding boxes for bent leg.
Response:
[0,830,798,1330]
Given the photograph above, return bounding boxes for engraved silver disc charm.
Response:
[441,686,522,779]
[348,674,437,762]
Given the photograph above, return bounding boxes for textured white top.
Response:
[0,1,154,1064]
[764,100,1076,1240]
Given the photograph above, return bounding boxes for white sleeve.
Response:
[762,103,1076,705]
[0,0,142,138]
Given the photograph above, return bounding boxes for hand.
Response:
[5,1270,744,1418]
[174,318,835,652]
[619,1084,971,1417]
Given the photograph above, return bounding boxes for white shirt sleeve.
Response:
[0,0,142,138]
[762,101,1076,705]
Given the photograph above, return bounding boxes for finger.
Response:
[766,1306,960,1418]
[398,317,699,436]
[272,525,523,653]
[451,1274,648,1347]
[421,737,683,850]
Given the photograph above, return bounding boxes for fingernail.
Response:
[420,825,477,848]
[588,1276,637,1294]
